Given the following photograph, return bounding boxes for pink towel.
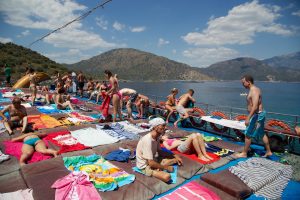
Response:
[3,140,52,163]
[159,181,220,200]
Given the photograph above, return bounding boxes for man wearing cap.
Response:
[0,97,28,135]
[136,118,183,182]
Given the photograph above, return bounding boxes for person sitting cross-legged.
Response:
[136,118,183,183]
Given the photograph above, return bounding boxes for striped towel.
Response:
[229,158,293,199]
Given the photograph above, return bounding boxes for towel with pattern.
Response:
[158,181,220,200]
[44,130,88,153]
[27,114,62,130]
[96,124,140,140]
[68,112,96,122]
[63,154,135,192]
[229,157,293,200]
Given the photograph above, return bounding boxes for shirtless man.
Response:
[119,88,139,120]
[174,89,196,127]
[0,97,28,134]
[236,75,272,158]
[77,71,86,97]
[135,94,150,118]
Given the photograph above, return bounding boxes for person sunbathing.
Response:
[56,88,74,111]
[11,132,58,166]
[135,94,150,118]
[165,88,178,123]
[0,97,28,135]
[161,133,213,162]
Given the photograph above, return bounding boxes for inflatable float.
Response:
[12,72,51,89]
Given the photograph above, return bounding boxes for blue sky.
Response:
[0,0,299,67]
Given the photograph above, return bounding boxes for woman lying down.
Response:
[161,133,213,162]
[11,132,58,166]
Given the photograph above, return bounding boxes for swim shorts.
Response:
[244,110,266,139]
[176,105,186,115]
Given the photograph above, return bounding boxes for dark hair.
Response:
[12,97,21,104]
[58,88,65,94]
[241,75,254,84]
[188,89,194,95]
[104,70,112,78]
[29,68,34,73]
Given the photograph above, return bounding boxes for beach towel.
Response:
[63,154,135,192]
[71,127,119,147]
[158,181,220,200]
[117,121,150,134]
[70,97,84,105]
[40,114,62,128]
[201,116,246,130]
[161,146,220,165]
[2,91,24,98]
[68,112,96,122]
[96,124,140,140]
[100,94,111,118]
[44,130,88,154]
[205,143,234,157]
[0,189,34,200]
[132,165,178,184]
[51,171,102,200]
[27,114,62,130]
[27,115,47,130]
[3,140,52,164]
[229,157,293,199]
[37,105,61,114]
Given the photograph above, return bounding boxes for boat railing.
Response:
[146,93,300,154]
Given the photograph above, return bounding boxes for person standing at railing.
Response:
[236,75,272,158]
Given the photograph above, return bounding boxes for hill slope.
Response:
[263,51,300,70]
[65,48,213,81]
[200,57,300,82]
[0,42,68,79]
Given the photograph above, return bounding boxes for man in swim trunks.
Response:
[236,75,272,158]
[119,88,139,120]
[174,89,196,127]
[77,71,86,97]
[0,97,28,135]
[136,118,183,183]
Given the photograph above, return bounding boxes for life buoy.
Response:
[190,107,206,128]
[234,115,247,139]
[267,119,291,132]
[210,111,229,133]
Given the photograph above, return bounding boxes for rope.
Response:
[28,0,112,47]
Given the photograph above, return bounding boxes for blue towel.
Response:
[132,165,178,184]
[104,149,131,162]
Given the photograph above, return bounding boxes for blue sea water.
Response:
[120,81,300,117]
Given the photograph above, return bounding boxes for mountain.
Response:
[0,42,68,79]
[200,57,300,82]
[65,48,213,81]
[263,51,300,70]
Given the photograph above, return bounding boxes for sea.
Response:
[120,81,300,119]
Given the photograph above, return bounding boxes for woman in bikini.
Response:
[28,68,37,105]
[161,133,213,161]
[165,88,178,123]
[104,70,123,122]
[11,132,58,166]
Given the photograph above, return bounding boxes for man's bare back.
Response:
[247,85,263,113]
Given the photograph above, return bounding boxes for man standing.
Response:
[77,71,86,97]
[4,64,11,86]
[136,118,183,183]
[174,89,196,127]
[236,75,272,158]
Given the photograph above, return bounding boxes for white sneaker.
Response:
[0,153,10,163]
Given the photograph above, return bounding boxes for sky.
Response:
[0,0,299,67]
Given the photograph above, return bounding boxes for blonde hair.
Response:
[171,88,178,93]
